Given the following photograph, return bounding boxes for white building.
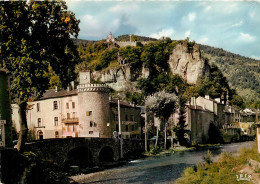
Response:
[12,71,141,140]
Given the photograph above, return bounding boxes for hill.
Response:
[199,44,260,102]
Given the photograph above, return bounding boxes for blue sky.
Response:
[66,1,260,59]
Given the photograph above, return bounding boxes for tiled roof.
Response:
[110,99,135,108]
[40,89,78,100]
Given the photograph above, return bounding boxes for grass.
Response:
[176,142,259,184]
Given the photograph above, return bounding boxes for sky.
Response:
[66,0,260,59]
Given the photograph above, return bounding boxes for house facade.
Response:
[12,71,142,140]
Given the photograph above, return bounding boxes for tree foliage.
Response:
[0,1,80,152]
[1,1,80,102]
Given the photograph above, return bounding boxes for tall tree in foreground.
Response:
[145,91,178,149]
[0,1,80,152]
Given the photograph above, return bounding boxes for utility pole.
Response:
[118,99,123,158]
[145,109,148,152]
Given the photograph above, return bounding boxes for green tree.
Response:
[145,91,178,149]
[0,1,80,152]
[174,96,190,146]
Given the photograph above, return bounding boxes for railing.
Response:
[62,118,79,124]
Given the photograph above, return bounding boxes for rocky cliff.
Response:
[92,42,210,91]
[168,43,210,84]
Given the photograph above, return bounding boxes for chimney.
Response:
[70,81,75,90]
[205,95,210,100]
[55,86,59,92]
[215,98,221,103]
[67,85,71,92]
[191,97,196,106]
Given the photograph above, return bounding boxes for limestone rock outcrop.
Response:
[168,43,210,84]
[92,64,134,91]
[92,42,210,91]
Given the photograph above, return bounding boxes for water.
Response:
[71,141,253,184]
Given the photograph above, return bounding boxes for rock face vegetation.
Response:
[76,37,246,108]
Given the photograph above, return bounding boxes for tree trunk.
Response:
[164,121,167,150]
[145,111,148,152]
[16,102,28,153]
[155,126,159,149]
[171,115,174,148]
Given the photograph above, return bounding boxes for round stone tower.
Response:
[0,69,12,146]
[77,71,111,138]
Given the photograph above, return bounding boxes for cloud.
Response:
[109,4,139,13]
[150,28,175,39]
[188,12,196,22]
[251,55,260,60]
[240,32,255,42]
[231,20,243,27]
[185,30,191,38]
[198,37,209,44]
[204,6,212,12]
[249,12,255,18]
[79,14,120,38]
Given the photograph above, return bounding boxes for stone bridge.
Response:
[24,138,144,167]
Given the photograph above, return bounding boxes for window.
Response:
[126,125,128,132]
[90,121,93,127]
[53,101,58,110]
[94,122,97,127]
[66,103,69,109]
[132,125,135,131]
[72,102,75,109]
[116,124,119,131]
[130,115,134,121]
[55,131,59,138]
[67,113,70,119]
[89,131,93,134]
[125,114,128,121]
[38,118,42,127]
[54,117,58,126]
[72,112,76,118]
[115,114,118,121]
[37,103,40,112]
[86,111,92,116]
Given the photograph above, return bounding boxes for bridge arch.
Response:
[98,146,114,162]
[66,146,93,167]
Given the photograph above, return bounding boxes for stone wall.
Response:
[78,89,110,138]
[187,108,214,145]
[24,138,144,165]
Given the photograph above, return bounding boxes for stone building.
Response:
[194,95,226,127]
[186,101,214,145]
[11,71,142,140]
[110,99,142,139]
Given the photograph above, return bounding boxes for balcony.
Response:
[62,118,79,124]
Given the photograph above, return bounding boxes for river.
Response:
[71,141,253,184]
